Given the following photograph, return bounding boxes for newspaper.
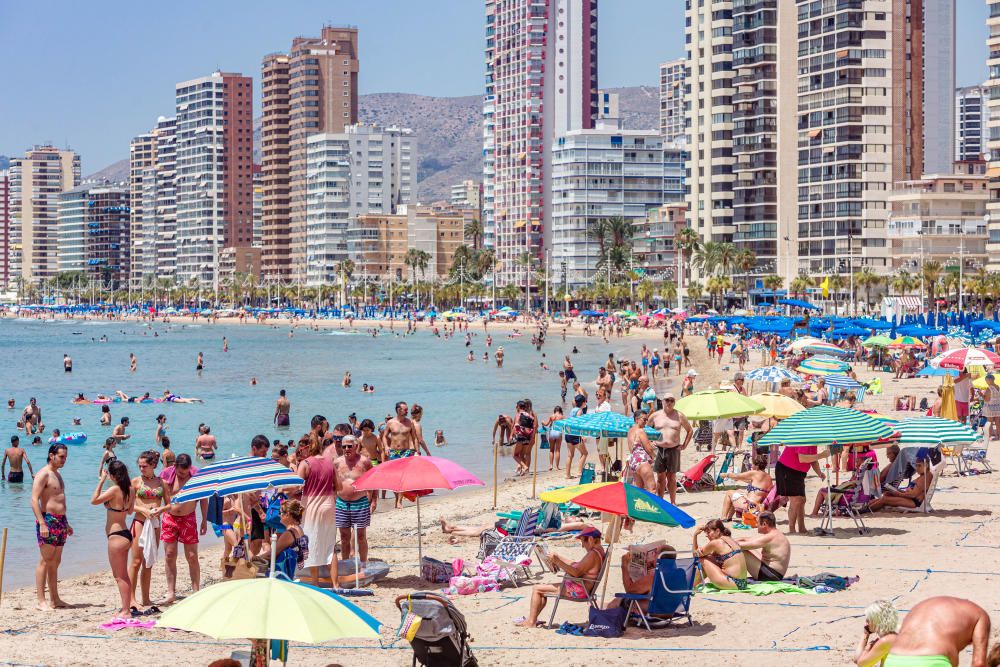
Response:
[627,540,666,580]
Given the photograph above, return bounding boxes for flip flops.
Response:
[555,621,584,635]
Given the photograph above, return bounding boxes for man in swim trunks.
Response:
[195,424,217,459]
[2,435,33,483]
[274,389,290,427]
[734,512,790,582]
[22,397,44,435]
[855,596,991,667]
[156,453,206,604]
[63,354,72,373]
[649,393,693,505]
[333,435,374,561]
[31,444,72,610]
[383,402,418,507]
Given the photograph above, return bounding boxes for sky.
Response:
[0,0,989,172]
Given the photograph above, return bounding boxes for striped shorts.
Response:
[335,496,371,528]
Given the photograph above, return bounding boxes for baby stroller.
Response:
[395,592,478,667]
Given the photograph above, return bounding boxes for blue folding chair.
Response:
[614,556,696,631]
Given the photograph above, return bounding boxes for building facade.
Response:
[57,181,130,289]
[0,169,9,288]
[174,72,254,287]
[261,26,360,281]
[550,119,685,287]
[887,161,988,281]
[956,85,988,163]
[987,0,1000,270]
[450,179,482,211]
[130,116,178,285]
[483,0,598,285]
[659,58,685,144]
[633,203,686,282]
[304,125,414,285]
[9,146,80,285]
[921,0,956,175]
[129,131,155,288]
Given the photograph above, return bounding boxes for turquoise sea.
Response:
[0,317,628,586]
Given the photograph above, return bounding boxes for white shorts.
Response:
[597,437,610,456]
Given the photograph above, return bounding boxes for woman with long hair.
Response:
[693,519,748,591]
[542,406,564,472]
[90,459,134,618]
[128,450,170,612]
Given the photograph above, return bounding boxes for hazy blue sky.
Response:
[0,1,989,171]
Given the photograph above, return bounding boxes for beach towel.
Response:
[139,516,159,569]
[697,581,815,596]
[102,618,156,631]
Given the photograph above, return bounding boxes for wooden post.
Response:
[0,527,7,606]
[598,515,620,607]
[492,442,499,510]
[531,432,539,499]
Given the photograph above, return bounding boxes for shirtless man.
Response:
[63,354,72,373]
[734,512,790,581]
[112,417,131,443]
[195,424,218,460]
[196,352,204,375]
[855,596,991,667]
[778,378,797,399]
[154,453,207,604]
[648,393,693,504]
[32,444,73,610]
[274,389,290,427]
[2,435,33,483]
[410,404,432,456]
[493,414,514,447]
[333,436,374,561]
[596,367,613,399]
[382,402,418,508]
[22,397,44,435]
[358,419,385,463]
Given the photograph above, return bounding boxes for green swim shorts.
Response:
[883,654,954,667]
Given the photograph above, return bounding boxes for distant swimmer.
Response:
[2,435,33,483]
[72,394,89,405]
[196,352,203,374]
[195,424,217,460]
[129,353,137,373]
[111,417,131,443]
[250,377,257,386]
[63,354,72,373]
[222,336,228,353]
[342,371,352,388]
[160,391,203,404]
[115,391,151,404]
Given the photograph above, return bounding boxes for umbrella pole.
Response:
[416,495,423,568]
[531,431,539,500]
[492,442,499,510]
[269,533,277,578]
[598,515,620,607]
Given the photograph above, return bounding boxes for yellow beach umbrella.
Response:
[749,392,805,420]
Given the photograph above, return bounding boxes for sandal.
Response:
[129,606,142,618]
[143,605,162,616]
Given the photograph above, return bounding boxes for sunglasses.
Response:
[343,444,355,449]
[664,399,676,403]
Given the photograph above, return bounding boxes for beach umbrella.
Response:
[172,456,304,504]
[888,336,927,349]
[787,337,825,351]
[353,456,484,564]
[851,318,893,331]
[757,406,899,448]
[862,335,893,348]
[894,416,979,447]
[930,347,1000,370]
[831,326,871,338]
[916,366,958,377]
[803,342,852,357]
[796,358,850,376]
[745,365,803,384]
[821,375,863,390]
[674,390,764,420]
[541,482,696,529]
[554,411,661,440]
[158,577,380,666]
[748,392,804,420]
[539,482,613,504]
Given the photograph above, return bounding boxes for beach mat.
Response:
[300,558,390,589]
[697,581,815,596]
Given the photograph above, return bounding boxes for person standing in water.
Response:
[196,352,204,375]
[274,389,291,428]
[63,354,73,373]
[222,337,228,353]
[32,444,73,610]
[2,435,34,483]
[129,353,137,373]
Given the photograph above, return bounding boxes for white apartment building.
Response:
[550,119,685,287]
[304,125,415,285]
[131,116,178,284]
[659,58,686,144]
[57,181,130,289]
[986,1,1000,270]
[956,86,988,163]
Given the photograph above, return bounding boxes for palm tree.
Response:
[890,270,916,298]
[659,280,678,305]
[853,268,883,309]
[717,243,738,277]
[922,260,944,308]
[334,260,355,307]
[475,247,497,280]
[517,251,536,310]
[500,283,520,304]
[827,274,847,310]
[636,279,655,309]
[789,274,813,299]
[693,241,720,277]
[404,248,422,287]
[706,276,732,310]
[735,248,756,306]
[676,226,701,288]
[587,218,610,271]
[941,271,960,307]
[464,218,484,250]
[763,274,783,292]
[687,280,704,305]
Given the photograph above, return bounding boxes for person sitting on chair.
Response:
[605,546,676,611]
[863,455,933,513]
[733,512,790,582]
[720,454,772,521]
[517,527,605,628]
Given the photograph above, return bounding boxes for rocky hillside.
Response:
[88,86,660,200]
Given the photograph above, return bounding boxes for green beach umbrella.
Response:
[888,335,926,349]
[757,406,899,447]
[674,390,764,420]
[894,416,979,447]
[862,335,893,348]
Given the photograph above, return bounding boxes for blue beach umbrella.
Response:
[745,366,803,384]
[554,411,661,440]
[916,366,959,377]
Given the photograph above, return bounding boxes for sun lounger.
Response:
[962,439,993,474]
[544,542,612,627]
[613,556,697,631]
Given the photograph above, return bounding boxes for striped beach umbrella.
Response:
[894,416,979,447]
[862,335,893,348]
[930,347,1000,370]
[554,411,661,439]
[757,406,899,447]
[888,335,927,349]
[541,482,695,528]
[822,375,863,390]
[745,365,803,384]
[796,357,850,376]
[675,390,764,420]
[172,456,304,504]
[802,342,852,357]
[787,337,825,351]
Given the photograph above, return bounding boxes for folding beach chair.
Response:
[679,455,717,493]
[614,556,697,631]
[816,479,869,535]
[890,462,945,514]
[962,439,993,474]
[545,543,612,627]
[490,508,541,586]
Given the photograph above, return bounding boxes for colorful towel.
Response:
[697,581,816,596]
[101,618,157,631]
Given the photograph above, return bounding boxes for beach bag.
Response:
[420,556,454,584]
[221,550,258,580]
[264,493,287,532]
[583,606,627,638]
[477,529,504,561]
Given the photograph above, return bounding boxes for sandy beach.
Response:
[0,315,996,666]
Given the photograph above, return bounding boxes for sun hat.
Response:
[576,527,602,540]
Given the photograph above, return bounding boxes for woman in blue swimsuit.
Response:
[693,519,749,590]
[543,406,564,472]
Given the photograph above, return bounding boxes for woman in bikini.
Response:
[719,455,773,521]
[128,451,170,612]
[90,459,134,619]
[98,437,118,478]
[517,527,605,628]
[625,411,656,492]
[693,518,749,591]
[542,406,564,472]
[863,457,933,513]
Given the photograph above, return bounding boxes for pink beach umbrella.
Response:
[930,347,1000,370]
[353,456,484,565]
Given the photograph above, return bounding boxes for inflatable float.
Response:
[50,432,87,446]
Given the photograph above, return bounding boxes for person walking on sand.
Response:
[274,389,291,428]
[90,459,134,619]
[2,435,34,483]
[333,435,374,562]
[297,438,339,587]
[32,444,73,610]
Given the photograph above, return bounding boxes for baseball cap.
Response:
[660,392,676,401]
[576,527,602,540]
[687,369,699,377]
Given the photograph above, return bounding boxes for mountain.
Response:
[83,158,129,183]
[87,85,660,200]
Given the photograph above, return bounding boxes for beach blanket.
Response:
[697,582,815,596]
[102,618,156,631]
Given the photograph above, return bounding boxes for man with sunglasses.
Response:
[333,435,374,562]
[649,393,693,504]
